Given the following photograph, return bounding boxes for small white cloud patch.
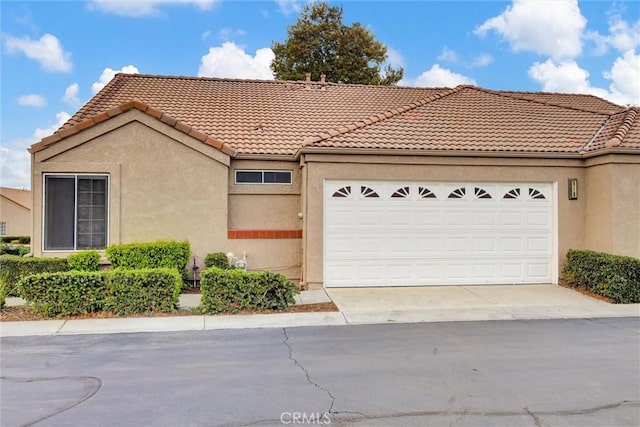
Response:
[92,65,140,94]
[63,83,81,106]
[198,42,274,80]
[402,64,476,88]
[17,94,47,107]
[3,33,73,72]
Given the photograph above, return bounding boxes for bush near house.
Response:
[204,252,232,269]
[0,236,30,244]
[0,244,30,256]
[67,250,101,272]
[200,267,298,314]
[102,269,181,315]
[0,255,70,296]
[18,268,181,317]
[19,271,106,317]
[563,249,640,304]
[0,281,7,309]
[106,240,190,280]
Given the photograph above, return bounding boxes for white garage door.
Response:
[324,181,555,287]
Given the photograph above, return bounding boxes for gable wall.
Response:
[0,198,31,236]
[32,116,229,263]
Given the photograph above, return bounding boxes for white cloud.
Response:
[385,46,404,68]
[63,83,81,106]
[3,33,72,72]
[33,111,73,141]
[401,64,476,88]
[275,0,302,16]
[88,0,216,17]
[603,50,640,106]
[218,28,246,41]
[91,65,140,94]
[475,0,586,61]
[587,14,640,55]
[471,53,493,68]
[0,145,31,189]
[437,47,459,63]
[17,94,46,107]
[0,112,71,189]
[528,54,640,106]
[198,42,274,80]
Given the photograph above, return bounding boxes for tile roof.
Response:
[304,86,639,154]
[33,73,638,157]
[0,187,31,210]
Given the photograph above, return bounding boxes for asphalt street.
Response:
[1,318,639,427]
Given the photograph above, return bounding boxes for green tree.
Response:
[271,2,403,85]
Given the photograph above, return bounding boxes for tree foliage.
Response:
[271,2,403,85]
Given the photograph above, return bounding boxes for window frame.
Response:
[0,221,6,236]
[42,173,110,252]
[234,169,293,185]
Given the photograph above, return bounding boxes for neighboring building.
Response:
[0,187,32,237]
[29,74,640,288]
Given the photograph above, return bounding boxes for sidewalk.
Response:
[1,286,638,337]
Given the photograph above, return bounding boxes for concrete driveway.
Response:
[326,284,640,324]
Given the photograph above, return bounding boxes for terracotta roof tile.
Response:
[34,73,636,157]
[307,87,619,153]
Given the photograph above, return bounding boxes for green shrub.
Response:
[67,250,101,271]
[103,269,181,315]
[204,252,232,269]
[0,255,70,296]
[18,268,181,317]
[563,249,640,304]
[106,240,190,279]
[0,244,30,256]
[19,271,106,317]
[200,267,298,314]
[0,236,30,244]
[0,281,7,309]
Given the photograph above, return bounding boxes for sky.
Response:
[1,0,639,189]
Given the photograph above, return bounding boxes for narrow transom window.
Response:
[332,186,351,198]
[235,170,292,185]
[391,186,410,198]
[448,187,466,199]
[44,174,109,251]
[361,186,379,198]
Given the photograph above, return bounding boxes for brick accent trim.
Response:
[228,229,303,239]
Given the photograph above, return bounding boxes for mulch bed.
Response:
[0,301,338,322]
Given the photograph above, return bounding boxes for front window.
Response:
[44,174,108,250]
[235,170,292,185]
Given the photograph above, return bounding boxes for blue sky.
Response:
[1,0,639,189]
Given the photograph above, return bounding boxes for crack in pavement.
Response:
[1,375,103,426]
[282,327,337,414]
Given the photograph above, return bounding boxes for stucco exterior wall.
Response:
[226,159,302,281]
[584,156,640,257]
[300,154,588,288]
[32,111,230,263]
[0,198,31,236]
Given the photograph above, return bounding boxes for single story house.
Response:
[29,73,639,288]
[0,187,32,237]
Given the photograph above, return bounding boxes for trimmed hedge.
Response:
[563,249,640,304]
[0,236,30,244]
[103,269,182,315]
[0,255,70,296]
[106,240,190,278]
[19,271,106,317]
[204,252,232,269]
[0,244,30,256]
[200,267,297,314]
[67,250,101,272]
[18,268,181,317]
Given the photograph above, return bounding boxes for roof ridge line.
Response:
[303,86,464,146]
[30,99,237,156]
[605,107,639,148]
[0,193,30,211]
[472,87,617,115]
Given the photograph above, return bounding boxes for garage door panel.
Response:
[325,181,554,287]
